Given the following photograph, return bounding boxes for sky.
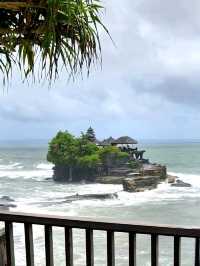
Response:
[1,0,200,141]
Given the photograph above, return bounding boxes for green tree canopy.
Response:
[98,145,129,169]
[0,0,109,83]
[47,130,129,171]
[47,131,79,166]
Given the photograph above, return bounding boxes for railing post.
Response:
[86,229,94,266]
[65,227,73,266]
[151,234,159,266]
[129,232,136,266]
[107,231,115,266]
[24,223,34,266]
[45,225,54,266]
[174,236,181,266]
[5,221,15,266]
[195,238,200,266]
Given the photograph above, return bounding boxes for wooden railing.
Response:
[0,211,200,266]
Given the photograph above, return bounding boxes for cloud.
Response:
[0,0,200,140]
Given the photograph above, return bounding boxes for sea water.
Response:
[0,141,200,265]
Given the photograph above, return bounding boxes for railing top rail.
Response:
[0,211,199,238]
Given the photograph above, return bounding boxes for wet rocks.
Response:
[64,193,118,203]
[171,179,192,188]
[96,176,128,184]
[123,164,168,192]
[167,175,177,184]
[0,196,16,209]
[123,176,160,192]
[139,164,167,181]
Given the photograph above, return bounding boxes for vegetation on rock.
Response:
[47,130,130,181]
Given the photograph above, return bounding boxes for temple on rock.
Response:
[87,127,147,162]
[48,127,168,192]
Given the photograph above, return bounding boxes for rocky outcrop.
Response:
[64,193,118,203]
[123,176,160,192]
[96,171,141,184]
[0,196,16,209]
[96,176,126,184]
[171,179,192,187]
[53,165,104,182]
[122,164,167,193]
[140,164,167,181]
[108,167,134,177]
[167,175,177,184]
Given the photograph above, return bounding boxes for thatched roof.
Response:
[99,136,116,146]
[112,136,138,145]
[0,0,109,83]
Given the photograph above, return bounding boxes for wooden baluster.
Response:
[129,232,136,266]
[86,229,94,266]
[107,231,115,266]
[45,225,54,266]
[174,236,181,266]
[5,221,15,266]
[65,227,73,266]
[24,223,34,266]
[151,234,158,266]
[195,238,200,266]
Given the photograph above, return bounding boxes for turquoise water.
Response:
[0,141,199,265]
[141,142,200,174]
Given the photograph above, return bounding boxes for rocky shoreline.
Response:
[95,164,192,192]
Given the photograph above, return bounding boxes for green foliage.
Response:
[98,146,128,161]
[77,133,98,156]
[47,131,78,165]
[0,0,110,84]
[47,131,129,170]
[47,131,99,168]
[78,154,100,168]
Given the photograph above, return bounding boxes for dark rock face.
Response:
[123,164,167,193]
[123,176,160,192]
[64,193,118,203]
[96,172,140,184]
[53,165,105,182]
[96,176,126,184]
[53,161,168,194]
[0,196,16,209]
[140,164,167,181]
[171,180,192,187]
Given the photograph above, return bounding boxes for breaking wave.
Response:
[0,162,24,170]
[36,163,53,170]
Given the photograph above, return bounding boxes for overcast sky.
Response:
[1,0,200,141]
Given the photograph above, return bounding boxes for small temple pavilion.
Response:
[99,135,146,161]
[85,127,146,161]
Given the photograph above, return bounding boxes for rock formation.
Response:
[123,176,160,192]
[171,179,192,187]
[122,164,167,192]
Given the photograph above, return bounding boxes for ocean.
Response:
[0,141,200,265]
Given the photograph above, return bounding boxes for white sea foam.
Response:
[36,163,54,170]
[0,162,24,170]
[0,169,53,179]
[169,171,200,188]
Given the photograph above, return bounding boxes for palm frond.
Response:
[0,0,109,84]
